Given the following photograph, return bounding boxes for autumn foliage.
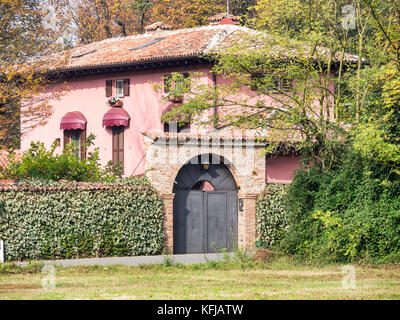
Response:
[0,0,65,149]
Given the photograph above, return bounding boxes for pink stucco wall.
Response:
[266,156,300,184]
[22,66,212,176]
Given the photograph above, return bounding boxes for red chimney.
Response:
[208,13,241,25]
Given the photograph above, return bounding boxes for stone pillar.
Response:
[161,193,175,254]
[238,193,258,251]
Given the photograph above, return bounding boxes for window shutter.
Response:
[106,80,112,97]
[123,79,130,96]
[112,127,124,167]
[80,129,86,159]
[280,77,292,91]
[63,130,71,149]
[164,74,172,93]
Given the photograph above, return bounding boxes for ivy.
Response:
[256,184,289,248]
[0,178,164,261]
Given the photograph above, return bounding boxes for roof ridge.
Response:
[72,24,244,51]
[203,25,244,53]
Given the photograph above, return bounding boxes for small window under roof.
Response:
[130,37,166,51]
[71,49,97,58]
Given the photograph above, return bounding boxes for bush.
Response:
[280,151,400,263]
[1,135,121,182]
[256,184,289,248]
[0,177,164,261]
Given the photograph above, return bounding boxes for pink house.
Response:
[22,17,348,254]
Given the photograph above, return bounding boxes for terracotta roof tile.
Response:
[49,25,239,71]
[43,24,360,72]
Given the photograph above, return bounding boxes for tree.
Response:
[0,0,65,149]
[160,0,400,169]
[59,0,153,44]
[151,0,225,29]
[160,0,365,168]
[162,39,350,170]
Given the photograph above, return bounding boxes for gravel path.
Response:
[16,253,234,268]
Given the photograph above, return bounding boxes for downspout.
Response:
[213,72,218,129]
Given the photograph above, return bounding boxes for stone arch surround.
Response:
[142,131,267,252]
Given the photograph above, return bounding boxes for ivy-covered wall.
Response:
[256,184,289,248]
[0,178,164,261]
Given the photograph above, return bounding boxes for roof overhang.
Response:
[46,55,214,80]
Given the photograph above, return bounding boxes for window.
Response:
[105,79,130,97]
[164,121,190,133]
[112,126,124,168]
[280,77,292,91]
[175,73,189,92]
[64,129,86,159]
[163,75,172,93]
[115,80,124,97]
[250,73,292,92]
[163,73,190,93]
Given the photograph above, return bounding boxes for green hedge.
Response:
[281,152,400,263]
[0,178,164,261]
[256,184,289,248]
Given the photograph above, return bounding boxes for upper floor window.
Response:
[115,80,124,97]
[106,79,130,98]
[163,73,190,94]
[250,73,292,92]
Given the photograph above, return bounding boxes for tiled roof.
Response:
[45,24,360,73]
[49,25,240,71]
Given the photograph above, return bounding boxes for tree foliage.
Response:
[0,0,65,149]
[59,0,154,43]
[57,0,257,44]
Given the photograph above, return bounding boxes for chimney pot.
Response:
[145,21,173,32]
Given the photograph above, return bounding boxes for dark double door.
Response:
[173,190,238,254]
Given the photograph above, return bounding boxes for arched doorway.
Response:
[173,154,238,254]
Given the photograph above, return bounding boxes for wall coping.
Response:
[0,180,156,192]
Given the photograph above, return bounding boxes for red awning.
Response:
[60,111,87,130]
[102,107,130,127]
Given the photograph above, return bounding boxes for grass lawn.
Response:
[0,255,399,300]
